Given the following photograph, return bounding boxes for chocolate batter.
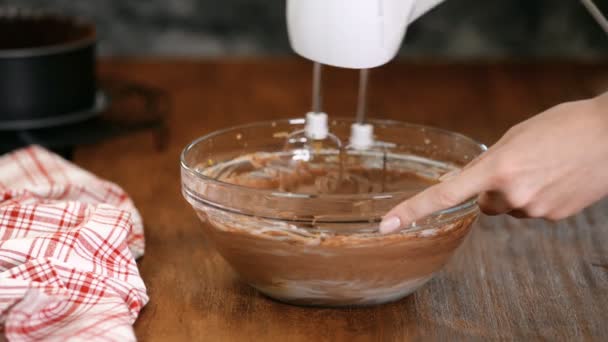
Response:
[193,152,478,306]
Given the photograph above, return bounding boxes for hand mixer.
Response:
[285,0,445,155]
[279,0,447,194]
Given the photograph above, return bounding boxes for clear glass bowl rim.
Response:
[180,118,487,221]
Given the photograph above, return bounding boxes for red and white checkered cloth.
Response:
[0,146,148,341]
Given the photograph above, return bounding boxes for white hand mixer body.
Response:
[287,0,445,69]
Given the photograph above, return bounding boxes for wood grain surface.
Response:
[73,59,608,341]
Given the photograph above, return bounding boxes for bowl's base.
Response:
[258,289,414,308]
[249,275,434,308]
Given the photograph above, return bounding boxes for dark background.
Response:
[1,0,608,60]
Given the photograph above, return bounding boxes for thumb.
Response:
[379,164,489,234]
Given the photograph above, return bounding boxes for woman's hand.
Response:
[379,93,608,234]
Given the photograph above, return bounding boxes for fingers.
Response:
[379,162,490,234]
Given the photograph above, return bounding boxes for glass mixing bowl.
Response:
[181,118,486,307]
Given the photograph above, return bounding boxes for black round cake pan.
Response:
[0,8,97,130]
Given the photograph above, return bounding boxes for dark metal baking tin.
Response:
[0,10,97,130]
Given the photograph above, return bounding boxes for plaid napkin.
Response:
[0,146,148,341]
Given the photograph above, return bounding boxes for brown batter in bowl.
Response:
[181,118,486,306]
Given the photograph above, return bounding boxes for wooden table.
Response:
[74,59,608,341]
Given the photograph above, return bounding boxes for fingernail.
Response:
[379,216,402,234]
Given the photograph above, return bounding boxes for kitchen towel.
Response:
[0,146,148,341]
